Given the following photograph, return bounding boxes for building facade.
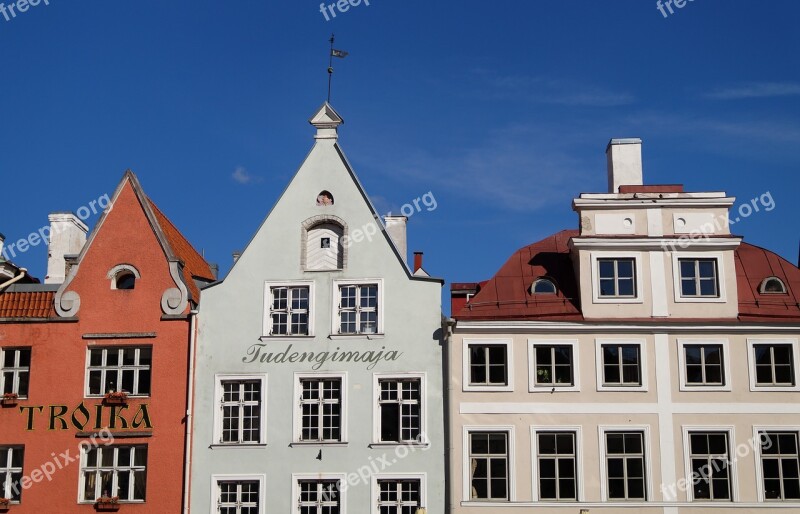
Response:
[449,139,800,513]
[189,104,445,514]
[0,171,214,512]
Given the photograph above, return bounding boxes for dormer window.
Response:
[108,265,140,290]
[760,277,788,295]
[531,278,557,295]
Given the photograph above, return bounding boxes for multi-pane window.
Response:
[220,381,262,444]
[469,345,508,386]
[377,479,421,514]
[534,345,573,386]
[598,258,636,298]
[298,480,340,514]
[606,432,646,500]
[537,432,577,501]
[87,347,152,396]
[601,344,641,386]
[378,379,421,443]
[217,481,260,514]
[754,344,796,386]
[81,446,147,502]
[1,348,30,398]
[270,286,310,336]
[0,447,23,503]
[685,344,724,386]
[468,432,509,501]
[299,378,342,442]
[338,284,378,334]
[679,258,719,298]
[688,432,731,501]
[760,431,800,500]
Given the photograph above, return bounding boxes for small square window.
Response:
[1,348,31,399]
[469,345,508,386]
[754,344,796,387]
[598,258,637,298]
[320,237,331,249]
[265,283,312,336]
[679,258,719,298]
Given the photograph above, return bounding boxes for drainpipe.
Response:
[0,268,27,292]
[183,308,199,514]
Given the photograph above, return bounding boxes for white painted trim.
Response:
[83,345,153,398]
[590,251,644,304]
[460,402,800,414]
[747,338,800,392]
[212,373,268,446]
[263,280,316,337]
[680,425,739,502]
[462,425,516,502]
[676,339,732,392]
[370,472,427,513]
[646,208,664,237]
[330,278,385,336]
[530,425,584,502]
[671,251,727,304]
[371,372,427,445]
[571,237,741,251]
[527,339,580,392]
[459,500,800,508]
[462,338,514,392]
[595,338,649,392]
[209,474,266,514]
[292,371,348,443]
[454,320,800,333]
[752,425,800,502]
[653,333,677,504]
[649,251,670,317]
[597,425,653,502]
[291,473,347,514]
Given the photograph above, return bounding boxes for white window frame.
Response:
[209,474,266,514]
[371,372,427,447]
[78,444,148,503]
[292,372,348,445]
[263,280,315,338]
[330,279,384,338]
[530,425,584,502]
[462,338,514,392]
[462,425,516,502]
[0,446,23,504]
[590,251,644,304]
[747,339,800,392]
[677,339,732,392]
[597,425,653,502]
[371,473,427,514]
[671,251,727,303]
[291,473,347,514]
[681,425,738,502]
[84,346,152,398]
[528,339,580,393]
[595,339,648,392]
[752,425,800,503]
[212,374,268,447]
[1,347,31,399]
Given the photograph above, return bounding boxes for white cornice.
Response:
[573,197,735,210]
[453,320,800,333]
[569,237,742,250]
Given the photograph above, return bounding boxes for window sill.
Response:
[750,385,800,393]
[675,296,726,303]
[329,334,384,340]
[463,385,514,393]
[592,296,643,304]
[209,443,267,449]
[529,385,580,393]
[597,385,648,392]
[368,442,430,449]
[679,384,731,392]
[289,441,348,447]
[259,335,315,341]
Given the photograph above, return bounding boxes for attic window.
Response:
[108,264,141,290]
[760,277,787,294]
[116,272,136,290]
[316,191,334,206]
[531,278,557,295]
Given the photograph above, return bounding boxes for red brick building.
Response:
[0,171,214,512]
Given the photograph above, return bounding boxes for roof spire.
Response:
[309,103,344,140]
[327,34,348,104]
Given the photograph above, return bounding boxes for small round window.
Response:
[531,278,557,295]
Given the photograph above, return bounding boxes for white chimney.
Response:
[383,216,408,264]
[0,233,4,259]
[606,138,643,193]
[46,213,88,284]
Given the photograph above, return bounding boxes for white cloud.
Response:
[705,82,800,100]
[231,166,261,185]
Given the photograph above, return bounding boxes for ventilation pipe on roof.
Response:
[232,252,242,265]
[606,138,644,193]
[0,268,27,293]
[414,252,423,272]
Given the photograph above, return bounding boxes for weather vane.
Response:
[328,34,348,103]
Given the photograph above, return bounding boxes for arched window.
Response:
[759,276,787,294]
[306,222,344,270]
[108,265,141,290]
[316,190,334,206]
[116,272,137,290]
[531,278,557,295]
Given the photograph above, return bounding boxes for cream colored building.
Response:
[448,138,800,513]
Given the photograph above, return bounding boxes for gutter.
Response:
[0,268,27,292]
[183,308,199,514]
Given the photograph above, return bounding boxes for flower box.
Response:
[95,497,120,511]
[1,394,18,406]
[103,392,128,405]
[0,497,10,511]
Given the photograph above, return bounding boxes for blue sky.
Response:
[2,1,799,313]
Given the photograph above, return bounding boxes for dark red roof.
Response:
[454,230,800,323]
[0,291,56,319]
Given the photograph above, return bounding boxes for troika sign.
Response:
[242,343,403,370]
[17,402,153,431]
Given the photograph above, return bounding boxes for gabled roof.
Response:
[736,242,800,321]
[0,290,56,319]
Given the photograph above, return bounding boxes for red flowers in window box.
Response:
[0,497,11,511]
[103,392,128,405]
[95,497,120,511]
[1,393,18,406]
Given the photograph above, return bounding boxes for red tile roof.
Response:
[0,291,56,319]
[453,230,800,323]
